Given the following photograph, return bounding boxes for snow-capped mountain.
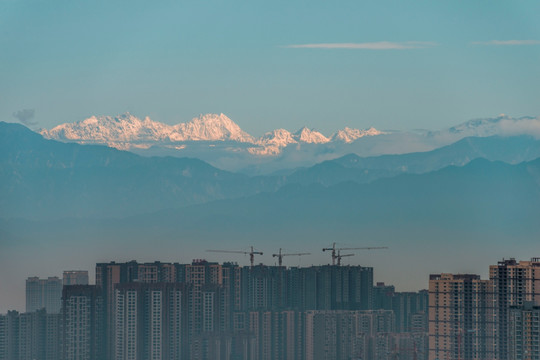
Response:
[331,127,384,143]
[171,113,254,142]
[38,113,540,173]
[40,113,383,155]
[294,127,330,144]
[40,113,255,150]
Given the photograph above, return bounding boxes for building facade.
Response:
[61,285,103,360]
[63,271,89,286]
[428,273,495,360]
[25,277,62,314]
[490,258,540,360]
[509,302,540,360]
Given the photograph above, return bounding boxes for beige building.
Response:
[428,273,495,360]
[490,258,540,360]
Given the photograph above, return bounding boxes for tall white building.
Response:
[114,283,186,360]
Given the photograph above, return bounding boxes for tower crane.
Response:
[335,250,354,266]
[322,242,388,265]
[272,248,310,267]
[206,246,263,267]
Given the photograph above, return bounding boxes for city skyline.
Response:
[1,2,539,358]
[2,256,539,359]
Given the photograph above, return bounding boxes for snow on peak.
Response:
[258,129,297,147]
[40,112,172,143]
[294,127,330,144]
[331,126,384,143]
[40,112,388,155]
[173,113,254,142]
[248,129,298,156]
[41,113,255,145]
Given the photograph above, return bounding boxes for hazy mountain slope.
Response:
[8,157,538,240]
[3,158,538,299]
[4,121,540,218]
[335,135,540,172]
[283,135,540,186]
[0,122,279,219]
[137,157,540,233]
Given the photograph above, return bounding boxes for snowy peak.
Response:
[40,113,173,143]
[41,113,254,145]
[331,127,384,143]
[173,113,254,142]
[258,129,297,147]
[248,129,298,156]
[294,127,330,144]
[40,112,389,156]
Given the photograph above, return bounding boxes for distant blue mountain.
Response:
[3,156,538,294]
[0,122,279,219]
[2,121,540,222]
[2,121,540,295]
[284,135,540,186]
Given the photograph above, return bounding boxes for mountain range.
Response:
[2,117,540,309]
[40,112,383,153]
[2,129,539,298]
[38,113,540,174]
[3,120,540,219]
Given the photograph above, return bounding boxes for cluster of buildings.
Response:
[0,261,427,360]
[428,258,540,360]
[1,257,539,360]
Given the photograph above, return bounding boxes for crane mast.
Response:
[322,242,388,265]
[272,248,310,266]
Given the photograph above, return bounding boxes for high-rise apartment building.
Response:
[374,282,395,310]
[0,311,19,360]
[304,310,390,360]
[428,273,495,360]
[508,301,540,360]
[114,282,187,360]
[63,270,89,285]
[18,310,46,360]
[236,310,303,360]
[373,283,428,333]
[61,285,103,360]
[25,276,62,313]
[0,310,60,360]
[183,260,223,337]
[44,313,61,360]
[490,258,540,360]
[393,290,429,333]
[95,261,139,359]
[284,265,374,311]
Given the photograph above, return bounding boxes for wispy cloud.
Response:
[472,40,540,46]
[13,109,37,127]
[284,41,438,50]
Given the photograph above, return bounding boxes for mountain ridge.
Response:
[39,113,382,154]
[35,113,540,174]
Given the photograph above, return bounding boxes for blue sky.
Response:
[1,0,540,135]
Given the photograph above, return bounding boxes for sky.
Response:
[1,1,540,136]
